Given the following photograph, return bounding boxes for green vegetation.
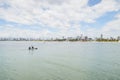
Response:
[96,38,119,42]
[0,34,120,42]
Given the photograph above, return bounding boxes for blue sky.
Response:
[0,0,120,38]
[88,0,102,6]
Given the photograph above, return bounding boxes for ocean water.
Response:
[0,41,120,80]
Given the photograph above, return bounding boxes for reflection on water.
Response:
[0,41,120,80]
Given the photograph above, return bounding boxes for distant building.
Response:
[101,34,103,40]
[117,36,120,40]
[84,36,88,41]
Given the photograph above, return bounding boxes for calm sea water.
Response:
[0,41,120,80]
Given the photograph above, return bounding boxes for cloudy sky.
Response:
[0,0,120,38]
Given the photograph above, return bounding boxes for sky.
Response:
[0,0,120,39]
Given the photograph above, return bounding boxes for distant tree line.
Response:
[0,34,120,42]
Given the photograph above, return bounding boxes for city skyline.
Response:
[0,34,120,42]
[0,0,120,38]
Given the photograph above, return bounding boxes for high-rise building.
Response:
[101,34,103,39]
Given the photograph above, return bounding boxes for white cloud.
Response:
[0,0,120,38]
[101,13,120,37]
[0,25,53,38]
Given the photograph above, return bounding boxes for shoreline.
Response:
[0,41,119,43]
